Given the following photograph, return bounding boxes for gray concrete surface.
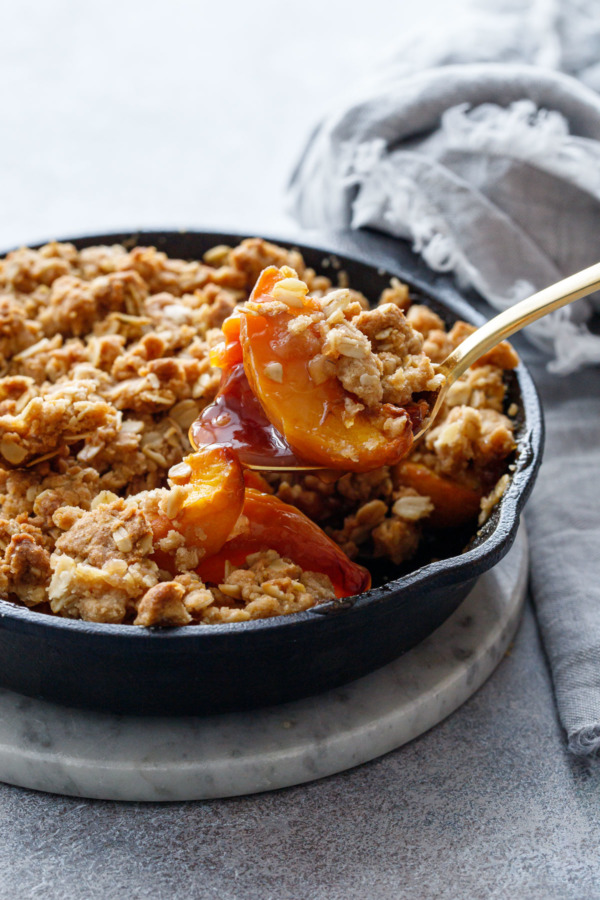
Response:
[2,2,599,897]
[2,606,599,899]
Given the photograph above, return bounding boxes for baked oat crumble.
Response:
[0,238,519,625]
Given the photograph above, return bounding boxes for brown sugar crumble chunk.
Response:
[275,279,444,414]
[134,581,191,627]
[48,496,158,623]
[0,237,519,624]
[0,520,52,607]
[201,550,336,624]
[0,380,121,467]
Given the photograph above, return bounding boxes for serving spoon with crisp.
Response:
[217,260,600,474]
[190,263,600,473]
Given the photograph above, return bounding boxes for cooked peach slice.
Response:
[237,267,432,472]
[149,445,245,559]
[198,488,371,599]
[209,312,244,370]
[242,469,273,493]
[395,461,482,528]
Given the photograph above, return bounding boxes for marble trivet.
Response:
[0,526,527,802]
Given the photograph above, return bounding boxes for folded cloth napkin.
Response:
[288,0,600,753]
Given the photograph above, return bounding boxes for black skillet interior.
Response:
[0,229,544,715]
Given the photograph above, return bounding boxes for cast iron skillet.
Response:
[0,229,544,715]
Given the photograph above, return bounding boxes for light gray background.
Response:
[2,1,600,897]
[2,0,441,247]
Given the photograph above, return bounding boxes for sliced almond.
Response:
[263,362,283,383]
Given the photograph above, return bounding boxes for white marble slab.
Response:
[0,526,527,802]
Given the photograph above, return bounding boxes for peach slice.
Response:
[198,488,371,599]
[395,462,482,528]
[150,445,245,560]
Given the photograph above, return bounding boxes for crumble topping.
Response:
[0,237,519,624]
[203,550,336,624]
[256,276,445,412]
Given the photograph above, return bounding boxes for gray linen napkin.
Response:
[287,0,600,753]
[524,347,600,754]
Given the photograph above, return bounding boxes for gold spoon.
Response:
[246,260,600,473]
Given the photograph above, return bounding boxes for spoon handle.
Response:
[437,261,600,382]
